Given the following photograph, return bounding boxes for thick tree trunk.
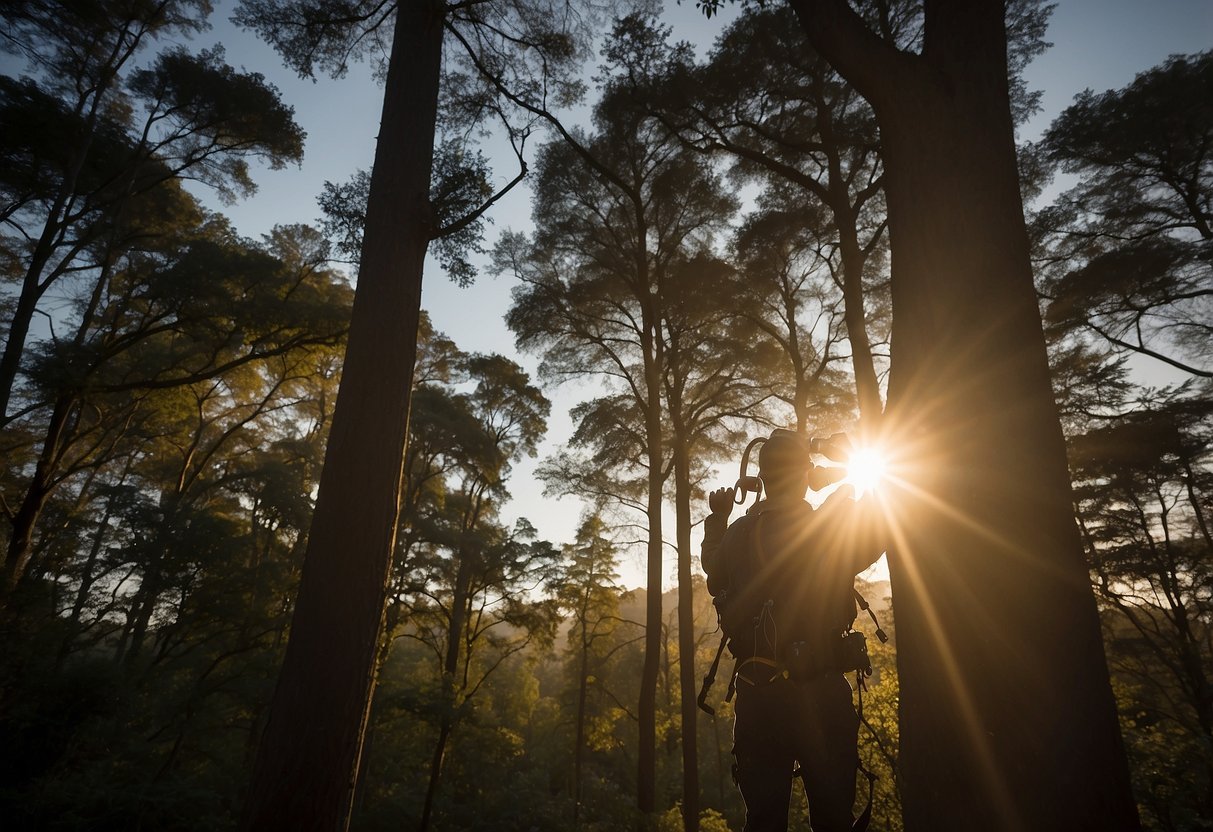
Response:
[672,439,700,832]
[786,2,1139,829]
[240,2,443,829]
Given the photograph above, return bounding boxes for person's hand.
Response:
[708,486,735,518]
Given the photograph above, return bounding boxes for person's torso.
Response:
[721,502,857,660]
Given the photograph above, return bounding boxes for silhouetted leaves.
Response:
[1038,51,1213,377]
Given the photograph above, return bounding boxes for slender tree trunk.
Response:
[0,20,136,423]
[123,494,186,667]
[672,438,700,832]
[241,1,444,828]
[417,553,473,832]
[349,606,403,823]
[638,313,664,821]
[0,167,90,424]
[57,487,118,665]
[574,629,590,827]
[2,395,76,595]
[834,203,883,424]
[788,2,1139,829]
[4,256,120,597]
[814,76,884,424]
[0,124,107,424]
[0,266,46,423]
[419,720,452,832]
[123,561,164,666]
[349,717,375,822]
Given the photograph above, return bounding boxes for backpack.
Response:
[715,501,859,672]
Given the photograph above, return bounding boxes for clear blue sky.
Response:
[185,0,1213,584]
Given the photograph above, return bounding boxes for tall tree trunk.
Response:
[2,395,76,595]
[572,594,591,829]
[419,720,452,832]
[816,75,884,425]
[349,601,405,823]
[241,1,443,829]
[418,552,473,832]
[637,314,664,820]
[58,484,120,665]
[123,561,164,666]
[787,2,1139,829]
[0,262,47,423]
[573,630,590,827]
[672,437,699,832]
[0,71,118,423]
[834,203,883,425]
[123,496,184,667]
[3,256,119,596]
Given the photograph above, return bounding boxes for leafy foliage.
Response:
[1037,51,1213,378]
[319,145,496,285]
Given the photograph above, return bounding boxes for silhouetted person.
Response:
[702,430,885,832]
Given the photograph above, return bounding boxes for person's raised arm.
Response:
[701,487,734,594]
[817,485,887,575]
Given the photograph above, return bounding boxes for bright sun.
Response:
[846,447,888,496]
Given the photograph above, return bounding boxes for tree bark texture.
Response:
[787,1,1139,829]
[241,2,442,829]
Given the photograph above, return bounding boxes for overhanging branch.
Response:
[432,154,528,240]
[784,0,920,109]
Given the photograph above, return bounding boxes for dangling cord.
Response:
[760,599,778,659]
[853,669,878,832]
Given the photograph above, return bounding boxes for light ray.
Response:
[879,468,1081,589]
[875,487,1023,827]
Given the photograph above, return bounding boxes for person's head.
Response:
[758,431,810,500]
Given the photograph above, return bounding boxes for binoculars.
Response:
[732,428,853,502]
